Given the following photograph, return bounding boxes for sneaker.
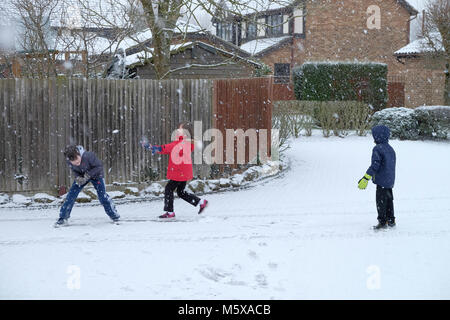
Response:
[54,218,68,227]
[373,222,387,230]
[198,200,208,214]
[159,212,175,219]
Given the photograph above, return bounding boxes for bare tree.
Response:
[423,0,449,105]
[74,0,300,79]
[3,0,65,77]
[55,0,130,78]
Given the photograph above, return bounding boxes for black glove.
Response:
[75,173,91,186]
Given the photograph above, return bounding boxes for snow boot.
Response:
[198,199,208,214]
[159,212,175,219]
[54,218,69,227]
[387,220,396,227]
[373,221,387,230]
[111,216,120,224]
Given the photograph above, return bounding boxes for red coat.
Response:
[158,135,194,181]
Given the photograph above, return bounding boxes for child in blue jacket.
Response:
[55,145,120,227]
[358,125,396,230]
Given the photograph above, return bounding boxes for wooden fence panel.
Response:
[212,77,273,171]
[0,77,273,194]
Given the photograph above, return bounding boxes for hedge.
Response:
[293,61,388,111]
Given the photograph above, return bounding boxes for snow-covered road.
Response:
[1,133,450,299]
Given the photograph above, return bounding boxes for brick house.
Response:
[394,33,447,107]
[213,0,431,106]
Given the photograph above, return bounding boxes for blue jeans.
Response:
[59,178,119,220]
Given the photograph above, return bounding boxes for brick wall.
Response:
[260,42,293,66]
[292,0,411,77]
[399,56,446,107]
[255,0,417,103]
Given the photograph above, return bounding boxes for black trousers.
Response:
[376,185,395,224]
[164,180,200,212]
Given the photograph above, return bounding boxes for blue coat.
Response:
[366,125,396,188]
[67,146,104,179]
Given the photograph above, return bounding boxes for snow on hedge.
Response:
[371,106,449,140]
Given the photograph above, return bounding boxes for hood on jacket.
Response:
[76,145,85,157]
[372,125,390,144]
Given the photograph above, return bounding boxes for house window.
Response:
[274,63,290,83]
[246,22,257,39]
[267,14,283,36]
[217,22,233,42]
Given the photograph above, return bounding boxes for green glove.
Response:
[358,173,372,190]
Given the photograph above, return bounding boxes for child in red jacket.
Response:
[142,121,208,219]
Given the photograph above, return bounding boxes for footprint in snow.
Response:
[199,267,232,282]
[120,286,134,292]
[198,267,247,287]
[268,262,278,270]
[248,250,258,260]
[255,273,268,287]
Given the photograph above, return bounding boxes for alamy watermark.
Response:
[366,5,381,30]
[158,121,279,165]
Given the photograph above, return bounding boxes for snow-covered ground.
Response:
[1,132,450,299]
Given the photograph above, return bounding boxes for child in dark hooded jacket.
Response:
[55,145,120,227]
[358,125,396,229]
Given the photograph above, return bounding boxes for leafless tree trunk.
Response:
[139,0,184,79]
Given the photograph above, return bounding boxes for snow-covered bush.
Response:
[371,107,419,140]
[414,108,448,140]
[371,106,449,140]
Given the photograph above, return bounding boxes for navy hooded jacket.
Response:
[366,125,396,188]
[67,146,104,179]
